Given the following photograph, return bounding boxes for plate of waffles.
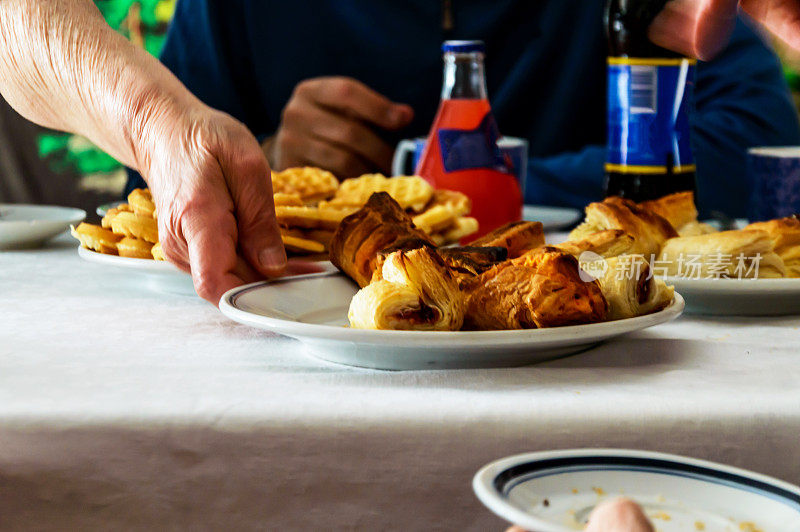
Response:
[473,449,800,532]
[0,204,86,249]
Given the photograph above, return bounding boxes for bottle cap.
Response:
[442,40,485,54]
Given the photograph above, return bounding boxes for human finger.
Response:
[295,76,414,130]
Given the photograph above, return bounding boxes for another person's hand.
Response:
[649,0,800,60]
[141,101,286,303]
[505,497,654,532]
[263,76,413,177]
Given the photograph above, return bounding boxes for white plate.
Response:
[524,205,582,231]
[660,276,800,316]
[219,273,684,370]
[473,449,800,532]
[78,246,340,296]
[0,204,86,249]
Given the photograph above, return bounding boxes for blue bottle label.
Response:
[606,57,695,174]
[438,113,512,173]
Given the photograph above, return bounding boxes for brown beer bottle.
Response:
[604,0,697,201]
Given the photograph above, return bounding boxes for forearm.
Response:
[0,0,200,173]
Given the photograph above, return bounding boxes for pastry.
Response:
[117,236,154,259]
[330,192,435,287]
[275,204,358,231]
[329,174,434,212]
[429,216,479,246]
[281,233,326,254]
[745,216,800,277]
[271,167,339,203]
[348,247,465,331]
[437,246,508,278]
[151,241,165,261]
[555,229,635,259]
[109,211,159,243]
[639,191,716,236]
[658,229,786,278]
[71,222,122,255]
[569,196,677,257]
[470,221,545,259]
[464,247,607,330]
[127,188,157,219]
[580,254,674,320]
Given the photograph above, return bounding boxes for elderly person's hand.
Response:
[505,497,654,532]
[263,76,413,177]
[0,0,286,304]
[650,0,800,60]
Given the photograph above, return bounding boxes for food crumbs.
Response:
[650,511,671,521]
[739,522,763,532]
[543,498,550,507]
[571,488,579,494]
[695,521,705,531]
[592,487,605,496]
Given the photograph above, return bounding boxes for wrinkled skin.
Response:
[649,0,800,60]
[263,76,413,177]
[0,0,285,305]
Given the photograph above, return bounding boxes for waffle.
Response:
[272,167,339,203]
[273,192,304,207]
[430,217,479,246]
[128,188,157,219]
[426,189,470,216]
[412,205,461,234]
[101,205,132,229]
[117,236,154,259]
[109,211,159,243]
[151,241,165,261]
[331,174,433,212]
[275,205,359,231]
[281,233,326,254]
[71,223,122,255]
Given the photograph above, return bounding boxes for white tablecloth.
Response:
[2,234,800,531]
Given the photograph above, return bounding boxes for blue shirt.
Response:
[127,0,800,218]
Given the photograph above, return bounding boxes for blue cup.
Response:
[748,147,800,221]
[392,136,528,197]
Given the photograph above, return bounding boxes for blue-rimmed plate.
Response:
[473,449,800,532]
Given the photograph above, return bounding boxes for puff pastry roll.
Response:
[470,221,545,259]
[581,254,674,320]
[745,216,800,277]
[330,192,434,287]
[658,230,786,278]
[569,197,677,257]
[348,247,465,331]
[465,247,607,330]
[639,191,716,236]
[555,229,635,259]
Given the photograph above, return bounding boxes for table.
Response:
[2,234,800,531]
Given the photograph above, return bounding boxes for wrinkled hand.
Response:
[264,76,413,177]
[505,497,654,532]
[142,104,286,304]
[649,0,800,60]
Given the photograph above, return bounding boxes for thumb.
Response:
[223,147,287,277]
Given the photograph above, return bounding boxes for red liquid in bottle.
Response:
[415,41,522,240]
[417,99,522,239]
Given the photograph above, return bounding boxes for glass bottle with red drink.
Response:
[415,40,522,239]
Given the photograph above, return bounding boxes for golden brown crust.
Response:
[639,191,698,230]
[329,192,434,287]
[116,237,154,259]
[745,216,800,253]
[464,247,607,330]
[569,197,677,257]
[470,221,545,259]
[555,229,635,259]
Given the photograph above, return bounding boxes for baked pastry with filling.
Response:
[745,215,800,277]
[555,229,635,259]
[580,254,674,320]
[330,192,434,287]
[470,221,545,258]
[639,191,716,237]
[658,229,786,278]
[348,247,465,331]
[570,197,677,257]
[464,247,607,330]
